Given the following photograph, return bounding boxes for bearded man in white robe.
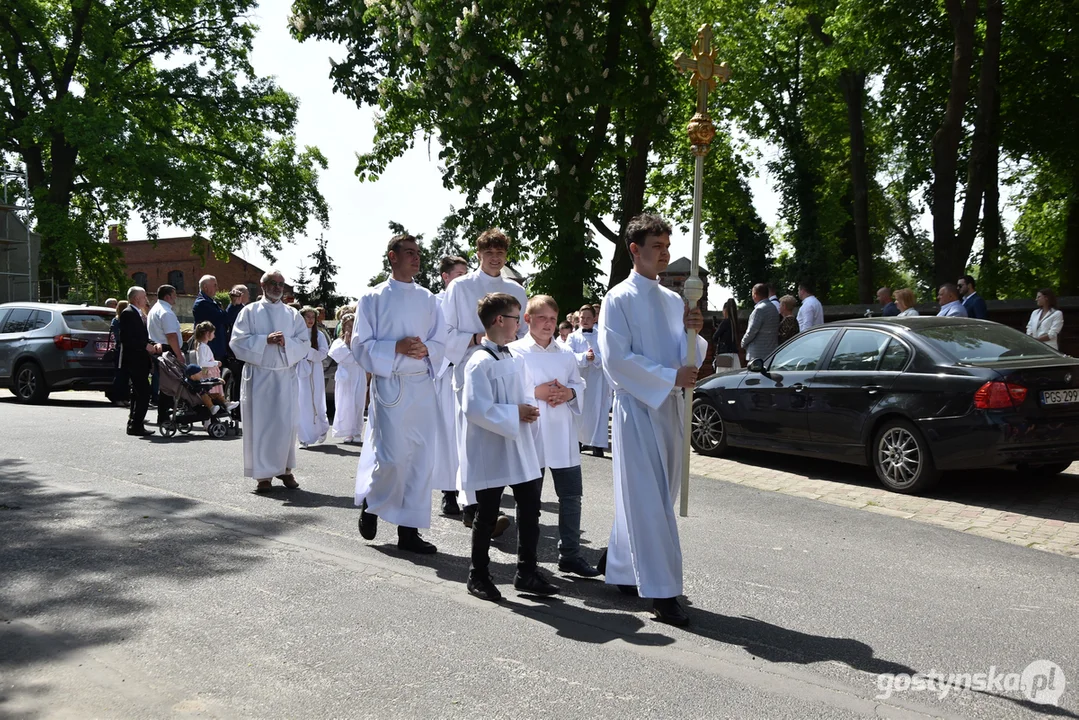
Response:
[597,214,707,628]
[354,234,448,554]
[229,270,311,493]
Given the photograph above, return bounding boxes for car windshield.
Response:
[914,323,1058,363]
[63,311,113,332]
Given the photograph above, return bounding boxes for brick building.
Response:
[110,226,291,322]
[659,257,709,311]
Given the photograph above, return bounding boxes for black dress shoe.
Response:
[596,547,608,575]
[441,491,462,516]
[617,584,639,597]
[126,426,153,437]
[462,504,477,528]
[358,500,378,540]
[397,527,437,554]
[491,514,511,538]
[467,574,502,602]
[652,597,690,627]
[558,555,601,577]
[592,447,606,458]
[514,570,560,596]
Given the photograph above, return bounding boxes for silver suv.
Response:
[0,302,116,403]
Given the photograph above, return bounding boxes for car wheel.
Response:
[13,361,49,404]
[691,397,727,457]
[1017,461,1073,477]
[872,419,939,494]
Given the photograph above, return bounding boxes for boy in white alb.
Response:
[460,293,559,602]
[509,296,599,578]
[433,255,470,516]
[354,235,448,554]
[442,229,527,533]
[597,214,706,627]
[566,304,612,458]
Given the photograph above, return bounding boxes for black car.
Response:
[691,317,1079,493]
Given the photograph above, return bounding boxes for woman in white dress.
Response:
[895,288,920,317]
[1026,288,1064,351]
[297,306,330,447]
[329,313,366,443]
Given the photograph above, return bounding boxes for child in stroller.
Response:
[154,351,240,438]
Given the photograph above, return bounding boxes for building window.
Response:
[168,270,185,294]
[132,272,148,289]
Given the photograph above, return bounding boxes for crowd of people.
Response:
[709,274,1065,370]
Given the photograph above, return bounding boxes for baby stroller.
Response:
[155,351,241,439]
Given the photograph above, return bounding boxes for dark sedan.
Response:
[691,317,1079,493]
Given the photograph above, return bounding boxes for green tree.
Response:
[293,264,312,305]
[289,0,675,307]
[370,215,468,291]
[307,235,345,311]
[0,0,329,294]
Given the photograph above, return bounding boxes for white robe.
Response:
[329,338,366,439]
[441,269,528,501]
[297,330,330,444]
[566,328,612,448]
[459,340,541,492]
[229,300,311,479]
[352,279,447,529]
[508,334,585,470]
[432,291,459,491]
[598,271,707,599]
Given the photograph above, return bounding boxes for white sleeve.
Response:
[228,307,269,364]
[351,293,396,378]
[598,297,677,410]
[1049,311,1064,342]
[462,361,520,438]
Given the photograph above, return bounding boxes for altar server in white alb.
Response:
[597,214,707,627]
[566,304,612,458]
[354,234,448,554]
[433,254,470,516]
[229,270,312,493]
[297,306,330,447]
[441,228,527,531]
[460,292,558,602]
[328,313,366,443]
[509,295,599,578]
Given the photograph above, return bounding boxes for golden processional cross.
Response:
[673,24,731,517]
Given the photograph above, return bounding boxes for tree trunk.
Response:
[608,124,650,290]
[956,0,1002,269]
[931,0,979,286]
[1061,181,1079,296]
[841,69,873,303]
[979,82,1002,298]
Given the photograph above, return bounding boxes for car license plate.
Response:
[95,341,110,352]
[1042,389,1079,406]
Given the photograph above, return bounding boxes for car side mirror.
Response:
[748,358,766,374]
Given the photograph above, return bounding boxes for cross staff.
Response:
[673,24,730,517]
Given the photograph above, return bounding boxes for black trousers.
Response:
[470,478,542,578]
[127,367,150,429]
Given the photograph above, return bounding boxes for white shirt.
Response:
[196,343,219,368]
[459,339,541,491]
[897,308,920,317]
[147,298,181,345]
[508,334,585,469]
[938,300,967,318]
[1027,308,1064,351]
[440,269,528,367]
[796,294,824,330]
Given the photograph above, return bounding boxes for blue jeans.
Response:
[540,465,583,560]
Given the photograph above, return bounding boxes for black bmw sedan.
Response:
[691,317,1079,494]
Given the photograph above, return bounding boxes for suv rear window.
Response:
[63,311,113,332]
[915,323,1057,363]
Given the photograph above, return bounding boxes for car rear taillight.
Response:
[53,334,89,351]
[974,381,1028,409]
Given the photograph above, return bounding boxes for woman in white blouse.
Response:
[895,288,920,317]
[1026,288,1064,350]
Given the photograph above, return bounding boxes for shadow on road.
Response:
[0,457,308,713]
[0,393,113,409]
[719,448,1079,524]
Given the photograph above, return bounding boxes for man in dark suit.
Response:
[192,274,230,360]
[958,275,989,319]
[118,286,160,436]
[224,284,249,401]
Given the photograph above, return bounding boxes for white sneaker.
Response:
[211,405,222,416]
[227,401,239,411]
[343,436,354,443]
[300,442,309,449]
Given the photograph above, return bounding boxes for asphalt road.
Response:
[2,391,1078,719]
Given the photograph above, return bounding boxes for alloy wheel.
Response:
[877,427,922,490]
[692,401,724,453]
[16,366,37,400]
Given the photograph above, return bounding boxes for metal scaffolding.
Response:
[0,167,35,303]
